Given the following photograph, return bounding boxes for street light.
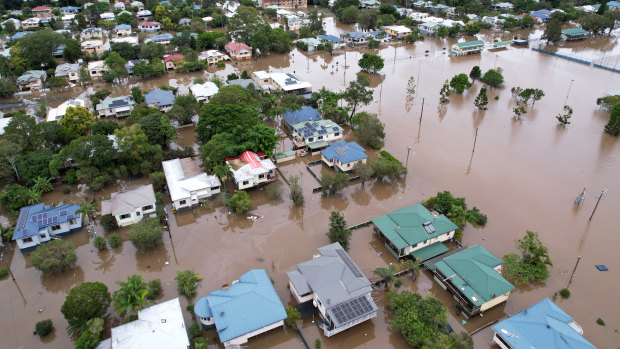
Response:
[405,146,412,170]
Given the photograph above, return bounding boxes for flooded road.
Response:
[1,29,620,349]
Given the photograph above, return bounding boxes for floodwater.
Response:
[1,24,620,348]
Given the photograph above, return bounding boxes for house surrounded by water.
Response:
[320,140,367,173]
[162,158,221,211]
[287,242,378,336]
[11,203,83,252]
[100,184,157,227]
[226,151,277,190]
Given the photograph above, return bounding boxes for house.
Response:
[451,40,485,56]
[294,37,321,51]
[360,0,381,8]
[31,5,52,18]
[372,203,458,260]
[149,33,173,44]
[562,28,590,41]
[60,6,81,14]
[316,34,345,48]
[115,24,132,36]
[11,32,31,41]
[190,82,219,103]
[131,1,145,11]
[21,17,41,29]
[16,70,46,91]
[100,184,157,227]
[139,21,161,32]
[2,18,21,31]
[292,119,343,152]
[178,18,191,26]
[55,63,80,84]
[262,0,307,8]
[282,106,321,131]
[530,9,551,22]
[491,298,596,349]
[321,140,367,173]
[11,203,82,252]
[226,151,277,190]
[39,17,54,27]
[162,158,221,211]
[112,36,139,45]
[47,98,85,122]
[418,21,440,36]
[100,12,115,21]
[340,31,369,45]
[287,242,378,337]
[125,59,146,74]
[81,27,103,40]
[88,60,109,81]
[425,244,515,317]
[114,2,125,10]
[383,25,412,38]
[137,10,152,20]
[0,117,12,135]
[253,71,312,95]
[198,50,229,65]
[96,298,190,349]
[96,96,135,118]
[81,40,104,55]
[62,14,75,28]
[145,89,175,112]
[194,270,287,347]
[163,54,184,70]
[492,2,514,10]
[225,42,252,61]
[227,79,258,90]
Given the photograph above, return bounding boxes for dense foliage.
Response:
[127,218,163,251]
[61,282,111,335]
[327,211,351,250]
[31,240,78,274]
[503,231,552,285]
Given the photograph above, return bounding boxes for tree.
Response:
[127,218,163,251]
[289,175,304,206]
[598,1,609,15]
[169,94,200,125]
[195,103,261,144]
[327,211,352,250]
[502,231,552,285]
[544,18,562,44]
[32,176,53,194]
[557,105,573,126]
[12,29,65,68]
[103,52,128,82]
[138,113,177,146]
[0,139,22,182]
[440,79,451,103]
[531,89,545,105]
[374,264,397,290]
[0,184,31,212]
[175,269,200,300]
[139,42,165,61]
[405,258,422,281]
[92,120,120,136]
[340,6,358,24]
[113,274,149,317]
[605,102,620,136]
[131,87,144,104]
[353,112,385,148]
[62,282,110,336]
[320,172,349,197]
[285,306,301,328]
[59,106,95,138]
[358,9,378,30]
[3,20,16,34]
[226,190,253,213]
[226,6,266,44]
[520,14,535,28]
[469,66,481,80]
[0,79,17,98]
[31,240,77,274]
[343,73,373,121]
[513,101,527,119]
[370,151,407,181]
[450,73,472,94]
[308,9,325,34]
[354,163,373,183]
[64,39,82,63]
[482,68,504,87]
[406,76,416,99]
[474,87,489,111]
[464,22,480,35]
[114,125,163,175]
[35,319,53,337]
[358,53,384,74]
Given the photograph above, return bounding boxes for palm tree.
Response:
[373,264,397,291]
[213,164,229,192]
[405,258,422,281]
[32,176,53,194]
[77,203,96,224]
[113,274,149,317]
[26,188,42,205]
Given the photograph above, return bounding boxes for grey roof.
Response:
[101,184,156,216]
[96,96,135,111]
[145,89,175,107]
[227,79,258,89]
[55,63,80,76]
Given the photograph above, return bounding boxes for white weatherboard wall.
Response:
[115,205,156,227]
[403,230,455,255]
[224,320,284,347]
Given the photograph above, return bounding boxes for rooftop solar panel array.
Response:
[335,249,363,277]
[330,296,374,325]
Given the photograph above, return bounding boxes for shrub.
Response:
[560,288,571,298]
[175,269,200,300]
[108,234,122,248]
[93,236,107,250]
[315,338,322,348]
[128,218,163,251]
[289,175,304,206]
[371,151,407,181]
[35,319,53,337]
[149,172,166,192]
[100,214,119,232]
[0,268,8,279]
[225,191,252,213]
[146,279,161,300]
[265,181,282,200]
[320,172,349,197]
[216,61,225,68]
[186,303,194,313]
[193,337,208,349]
[482,68,504,86]
[285,306,301,328]
[327,211,351,250]
[63,186,71,194]
[189,321,201,339]
[31,240,77,274]
[394,279,402,288]
[597,318,605,326]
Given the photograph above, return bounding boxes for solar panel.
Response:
[67,214,75,219]
[59,210,68,216]
[42,213,48,219]
[335,249,363,277]
[334,147,347,157]
[423,222,436,234]
[52,216,58,223]
[330,295,374,325]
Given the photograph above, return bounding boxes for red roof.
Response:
[225,42,251,52]
[225,151,266,162]
[163,54,184,63]
[140,21,161,26]
[32,6,52,11]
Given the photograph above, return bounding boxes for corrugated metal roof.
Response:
[320,140,366,164]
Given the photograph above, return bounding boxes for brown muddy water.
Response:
[2,27,620,348]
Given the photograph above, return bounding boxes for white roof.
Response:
[0,117,12,135]
[228,156,276,183]
[46,98,85,122]
[82,40,103,48]
[100,12,115,19]
[253,70,270,80]
[384,25,412,34]
[97,298,189,349]
[162,158,221,202]
[190,82,219,99]
[269,72,312,92]
[202,16,213,22]
[137,10,151,16]
[88,60,107,70]
[62,14,75,20]
[112,36,139,45]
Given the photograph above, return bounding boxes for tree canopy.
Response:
[358,53,384,74]
[503,231,552,285]
[61,282,111,334]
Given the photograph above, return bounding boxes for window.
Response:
[242,181,249,185]
[142,205,153,211]
[347,163,351,167]
[179,200,187,205]
[308,137,314,142]
[39,233,46,239]
[335,132,340,136]
[318,136,323,140]
[23,237,33,243]
[258,174,265,179]
[91,71,97,74]
[136,212,141,216]
[69,219,77,225]
[119,214,131,220]
[51,224,62,231]
[211,186,220,191]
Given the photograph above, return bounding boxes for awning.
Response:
[410,242,449,261]
[308,140,328,149]
[115,106,131,112]
[493,40,513,47]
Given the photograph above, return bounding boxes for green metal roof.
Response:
[434,245,514,308]
[17,70,46,84]
[493,40,513,47]
[455,40,484,48]
[562,28,590,37]
[410,242,449,261]
[308,140,329,149]
[371,204,458,250]
[275,150,295,158]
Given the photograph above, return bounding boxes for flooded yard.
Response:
[1,28,620,348]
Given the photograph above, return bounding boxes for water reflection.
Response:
[92,249,117,274]
[135,244,170,273]
[40,266,85,294]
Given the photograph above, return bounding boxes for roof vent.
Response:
[220,311,225,316]
[422,221,436,234]
[161,319,166,323]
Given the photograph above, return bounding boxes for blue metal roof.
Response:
[316,35,342,43]
[12,203,81,240]
[195,269,286,343]
[159,0,171,4]
[151,33,173,41]
[321,140,367,163]
[283,106,321,126]
[60,6,81,11]
[145,89,175,107]
[115,24,131,30]
[492,298,596,349]
[11,32,29,40]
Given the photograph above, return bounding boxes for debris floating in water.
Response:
[596,265,608,271]
[38,307,45,313]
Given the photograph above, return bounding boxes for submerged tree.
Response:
[556,105,573,126]
[605,103,620,136]
[406,76,416,99]
[327,211,351,250]
[113,274,149,317]
[469,66,481,80]
[502,231,552,285]
[439,79,451,103]
[450,73,472,94]
[474,87,489,111]
[374,263,397,290]
[343,73,373,121]
[513,102,527,119]
[289,175,304,206]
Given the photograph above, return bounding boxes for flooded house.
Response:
[145,89,175,112]
[193,269,287,347]
[225,42,252,61]
[320,140,367,172]
[46,98,86,122]
[100,184,157,227]
[286,242,378,337]
[198,50,229,65]
[162,158,221,211]
[371,203,458,260]
[425,244,515,317]
[138,21,161,32]
[55,63,81,84]
[383,25,412,38]
[96,96,136,118]
[451,40,485,56]
[293,119,343,154]
[16,70,46,91]
[81,40,104,55]
[88,60,109,81]
[190,81,219,102]
[252,71,312,95]
[11,203,83,252]
[562,28,591,41]
[491,298,596,349]
[282,106,321,133]
[96,298,190,349]
[226,151,277,190]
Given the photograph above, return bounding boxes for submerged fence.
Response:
[532,47,620,73]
